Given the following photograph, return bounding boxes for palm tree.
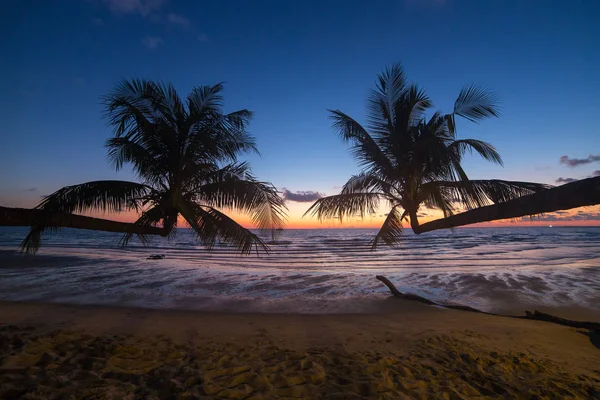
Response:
[21,80,286,254]
[306,63,551,248]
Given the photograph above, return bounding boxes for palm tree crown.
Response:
[23,80,286,253]
[306,64,550,248]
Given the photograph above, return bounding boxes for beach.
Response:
[1,227,600,398]
[1,301,599,399]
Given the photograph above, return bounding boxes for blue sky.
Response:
[1,0,599,225]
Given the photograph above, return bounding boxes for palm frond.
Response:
[195,165,287,237]
[36,181,153,214]
[179,201,267,254]
[101,79,163,139]
[427,180,552,210]
[20,226,62,254]
[187,83,225,121]
[118,205,169,247]
[449,139,503,166]
[417,182,456,217]
[370,206,405,249]
[105,137,168,184]
[453,85,499,123]
[304,192,381,222]
[340,172,391,195]
[328,110,395,177]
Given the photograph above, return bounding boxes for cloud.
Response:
[281,189,323,203]
[92,17,105,26]
[592,170,600,177]
[102,0,164,16]
[167,13,189,27]
[534,209,600,222]
[197,33,209,43]
[24,187,37,192]
[142,36,164,49]
[559,154,600,167]
[555,177,578,184]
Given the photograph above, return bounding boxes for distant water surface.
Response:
[0,227,598,315]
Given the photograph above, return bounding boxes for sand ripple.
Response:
[1,325,598,399]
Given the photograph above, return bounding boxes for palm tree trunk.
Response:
[0,206,167,236]
[412,177,600,233]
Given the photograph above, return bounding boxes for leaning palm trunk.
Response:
[0,206,166,235]
[413,177,600,233]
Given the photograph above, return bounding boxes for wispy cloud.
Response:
[92,17,105,26]
[102,0,165,16]
[24,187,37,192]
[534,209,600,222]
[560,154,600,167]
[167,13,190,28]
[282,189,323,203]
[197,33,209,43]
[556,177,578,184]
[142,36,164,49]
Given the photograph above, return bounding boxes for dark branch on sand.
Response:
[375,275,600,331]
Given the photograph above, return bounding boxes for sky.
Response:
[1,0,599,228]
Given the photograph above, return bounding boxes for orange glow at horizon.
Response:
[84,203,600,229]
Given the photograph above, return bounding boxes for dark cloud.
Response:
[573,212,600,221]
[592,170,600,177]
[281,189,323,203]
[559,154,600,167]
[555,177,578,184]
[24,187,37,192]
[534,210,600,222]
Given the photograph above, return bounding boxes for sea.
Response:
[0,226,598,315]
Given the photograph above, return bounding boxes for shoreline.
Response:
[1,246,599,319]
[1,300,599,398]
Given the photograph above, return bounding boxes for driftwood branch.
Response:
[376,275,600,331]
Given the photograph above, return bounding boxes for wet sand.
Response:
[1,301,599,399]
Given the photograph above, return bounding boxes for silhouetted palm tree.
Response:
[306,64,550,247]
[22,80,286,253]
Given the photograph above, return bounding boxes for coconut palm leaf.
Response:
[453,85,500,123]
[423,180,553,210]
[328,110,395,177]
[448,139,503,166]
[179,201,267,254]
[196,166,287,235]
[370,206,406,249]
[340,173,394,196]
[304,192,381,222]
[37,181,153,214]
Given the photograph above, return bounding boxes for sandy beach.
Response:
[1,301,599,399]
